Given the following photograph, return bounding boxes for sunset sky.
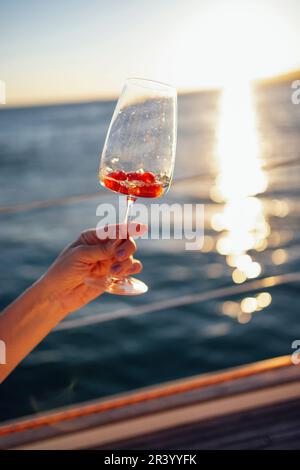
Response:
[1,0,300,106]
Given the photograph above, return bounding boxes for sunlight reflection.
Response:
[212,81,269,283]
[212,82,268,202]
[211,81,273,321]
[272,248,288,265]
[221,292,273,322]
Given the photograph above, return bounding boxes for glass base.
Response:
[106,276,148,296]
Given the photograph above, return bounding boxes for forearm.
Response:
[0,224,144,383]
[0,279,66,383]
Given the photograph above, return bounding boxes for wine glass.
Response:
[99,78,177,295]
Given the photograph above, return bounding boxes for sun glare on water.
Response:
[210,80,273,322]
[196,0,298,323]
[212,80,269,260]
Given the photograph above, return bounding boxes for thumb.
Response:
[96,222,148,240]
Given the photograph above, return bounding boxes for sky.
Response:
[0,0,300,106]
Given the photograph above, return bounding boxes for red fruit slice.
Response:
[118,184,129,195]
[104,178,129,195]
[104,170,162,198]
[128,186,141,197]
[104,178,120,192]
[127,171,142,181]
[109,170,127,181]
[140,172,155,184]
[138,184,163,198]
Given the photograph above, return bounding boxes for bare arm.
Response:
[0,223,147,383]
[0,279,67,383]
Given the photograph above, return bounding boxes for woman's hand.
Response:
[39,222,148,315]
[0,222,147,382]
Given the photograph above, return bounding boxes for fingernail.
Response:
[128,223,147,237]
[116,248,126,260]
[129,265,138,274]
[111,263,122,274]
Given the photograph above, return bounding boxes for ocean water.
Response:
[0,83,300,423]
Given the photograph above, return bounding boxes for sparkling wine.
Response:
[99,168,170,198]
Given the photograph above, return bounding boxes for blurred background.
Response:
[0,0,300,423]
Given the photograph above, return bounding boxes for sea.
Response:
[0,81,300,423]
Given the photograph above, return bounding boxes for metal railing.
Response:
[55,271,300,331]
[0,157,299,215]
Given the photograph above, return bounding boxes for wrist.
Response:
[32,275,69,318]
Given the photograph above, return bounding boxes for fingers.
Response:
[88,257,142,280]
[71,223,146,263]
[110,257,142,276]
[114,238,137,261]
[71,243,115,263]
[69,228,119,249]
[71,237,140,264]
[67,222,147,268]
[90,260,111,277]
[79,222,148,245]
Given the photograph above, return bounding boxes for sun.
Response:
[173,0,297,89]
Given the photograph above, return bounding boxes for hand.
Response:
[39,222,147,315]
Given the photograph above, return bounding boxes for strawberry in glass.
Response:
[101,169,170,198]
[98,78,177,295]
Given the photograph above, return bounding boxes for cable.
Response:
[1,157,300,215]
[54,271,300,332]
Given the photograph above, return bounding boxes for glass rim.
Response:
[125,77,176,93]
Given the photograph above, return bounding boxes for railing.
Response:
[1,156,300,332]
[55,271,300,331]
[0,157,299,215]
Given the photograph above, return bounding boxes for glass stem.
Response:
[124,195,136,224]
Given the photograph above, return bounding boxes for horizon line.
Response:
[1,68,299,111]
[1,86,219,111]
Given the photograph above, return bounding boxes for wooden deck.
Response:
[98,397,300,450]
[0,355,299,450]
